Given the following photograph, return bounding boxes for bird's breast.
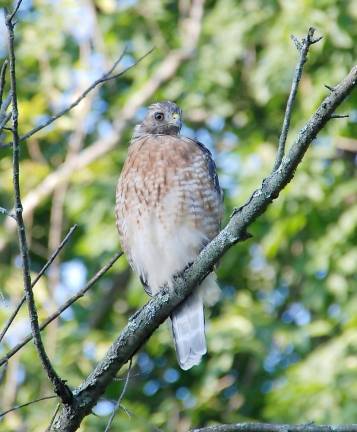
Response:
[118,135,196,222]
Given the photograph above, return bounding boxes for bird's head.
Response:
[133,101,182,138]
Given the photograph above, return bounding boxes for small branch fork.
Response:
[273,27,322,172]
[4,4,72,404]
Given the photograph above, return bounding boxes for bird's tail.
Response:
[170,274,218,370]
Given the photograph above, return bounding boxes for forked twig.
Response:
[273,27,322,172]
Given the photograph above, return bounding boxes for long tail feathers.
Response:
[171,289,206,370]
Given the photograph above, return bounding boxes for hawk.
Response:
[116,101,223,370]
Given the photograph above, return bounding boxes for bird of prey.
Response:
[115,101,223,370]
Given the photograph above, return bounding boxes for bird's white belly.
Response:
[128,211,207,294]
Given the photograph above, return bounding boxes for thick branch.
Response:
[0,225,77,344]
[51,64,357,431]
[191,423,357,432]
[0,252,122,367]
[5,8,72,404]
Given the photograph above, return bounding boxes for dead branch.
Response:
[4,3,72,404]
[273,27,321,172]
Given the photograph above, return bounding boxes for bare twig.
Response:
[0,93,12,118]
[89,269,131,329]
[330,114,349,119]
[0,252,122,367]
[0,92,12,134]
[273,27,321,172]
[5,7,72,404]
[0,206,15,219]
[113,372,142,382]
[190,423,357,432]
[0,141,11,149]
[0,59,8,109]
[19,47,154,142]
[0,111,12,131]
[324,84,335,92]
[104,358,132,432]
[52,64,357,431]
[8,0,23,23]
[0,395,57,419]
[46,403,61,432]
[0,225,78,344]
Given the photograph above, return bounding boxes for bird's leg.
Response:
[172,261,194,282]
[140,274,152,296]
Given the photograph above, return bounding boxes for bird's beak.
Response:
[170,112,182,129]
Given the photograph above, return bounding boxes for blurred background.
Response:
[0,0,356,430]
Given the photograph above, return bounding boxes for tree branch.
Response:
[51,61,357,431]
[0,94,12,140]
[0,59,8,110]
[0,224,78,344]
[8,0,23,23]
[0,395,56,419]
[190,423,357,432]
[104,358,132,432]
[5,7,72,404]
[330,114,349,119]
[0,206,15,219]
[0,111,12,131]
[19,47,154,142]
[0,252,122,367]
[272,27,321,172]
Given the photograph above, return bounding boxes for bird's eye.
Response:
[154,112,164,121]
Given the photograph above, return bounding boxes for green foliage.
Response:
[0,0,356,430]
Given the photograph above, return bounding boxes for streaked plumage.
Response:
[115,101,223,370]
